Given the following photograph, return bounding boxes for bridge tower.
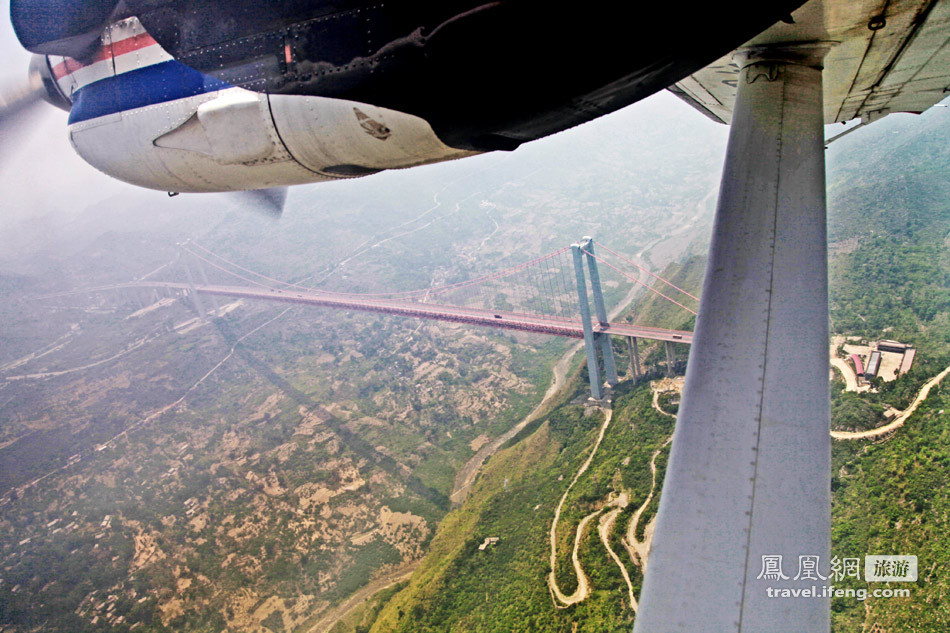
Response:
[571,238,618,400]
[190,246,221,316]
[178,242,209,321]
[582,237,619,388]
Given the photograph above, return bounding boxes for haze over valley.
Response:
[0,93,727,632]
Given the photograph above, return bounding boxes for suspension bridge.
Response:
[68,237,698,400]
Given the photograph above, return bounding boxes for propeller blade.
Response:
[0,72,44,131]
[0,67,48,157]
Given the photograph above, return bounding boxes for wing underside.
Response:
[671,0,950,125]
[638,2,950,630]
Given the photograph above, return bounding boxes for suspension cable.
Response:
[183,248,281,291]
[581,249,697,316]
[188,241,571,300]
[596,242,699,301]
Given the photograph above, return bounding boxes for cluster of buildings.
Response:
[850,340,916,385]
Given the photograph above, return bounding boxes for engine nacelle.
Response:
[70,87,476,193]
[51,17,476,193]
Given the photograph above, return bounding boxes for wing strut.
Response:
[634,44,832,632]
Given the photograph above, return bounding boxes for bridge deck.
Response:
[126,282,693,344]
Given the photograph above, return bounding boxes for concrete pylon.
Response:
[627,336,641,383]
[581,237,618,387]
[571,244,603,400]
[191,250,221,316]
[178,245,207,321]
[664,340,675,377]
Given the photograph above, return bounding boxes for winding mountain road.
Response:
[598,493,637,611]
[547,408,613,607]
[832,364,950,440]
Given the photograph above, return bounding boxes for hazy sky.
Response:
[3,3,938,246]
[0,4,719,241]
[1,0,144,233]
[0,0,28,81]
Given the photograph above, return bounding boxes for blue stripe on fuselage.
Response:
[68,60,232,124]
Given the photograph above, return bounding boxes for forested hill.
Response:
[827,106,950,243]
[827,107,950,382]
[348,107,950,632]
[824,108,950,631]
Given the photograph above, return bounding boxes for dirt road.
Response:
[621,435,672,574]
[598,493,637,611]
[548,408,613,606]
[830,357,861,391]
[304,562,416,633]
[832,364,950,440]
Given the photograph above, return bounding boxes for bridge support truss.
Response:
[627,336,641,383]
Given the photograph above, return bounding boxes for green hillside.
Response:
[344,108,950,632]
[824,108,950,631]
[367,380,674,633]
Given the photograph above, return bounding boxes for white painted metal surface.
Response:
[71,88,479,192]
[671,0,950,124]
[69,88,324,192]
[267,95,476,176]
[155,91,281,164]
[61,15,478,193]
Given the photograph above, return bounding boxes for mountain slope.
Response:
[353,106,950,632]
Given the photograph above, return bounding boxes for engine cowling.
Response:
[51,17,476,193]
[70,84,476,193]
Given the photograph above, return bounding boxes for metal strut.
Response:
[635,44,832,633]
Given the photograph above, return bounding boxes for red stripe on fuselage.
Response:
[52,57,84,80]
[51,33,159,80]
[111,32,159,57]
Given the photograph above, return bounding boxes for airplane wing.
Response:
[636,2,950,632]
[670,0,950,126]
